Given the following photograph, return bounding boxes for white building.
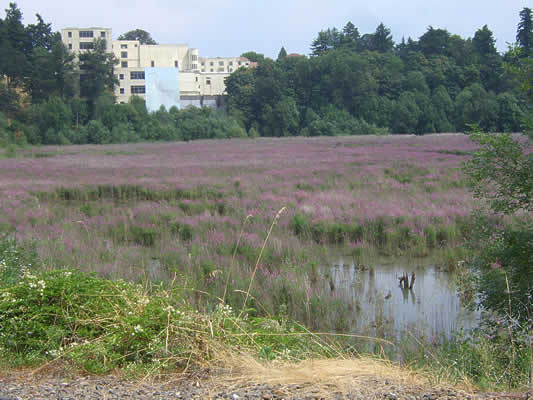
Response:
[61,27,251,109]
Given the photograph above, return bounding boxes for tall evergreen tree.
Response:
[310,28,341,56]
[473,25,498,59]
[78,38,118,118]
[341,21,360,51]
[516,7,533,56]
[277,46,287,60]
[370,23,394,53]
[0,3,31,88]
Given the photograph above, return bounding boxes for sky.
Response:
[12,0,532,58]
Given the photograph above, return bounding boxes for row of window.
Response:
[201,68,234,73]
[118,86,145,95]
[67,30,106,39]
[119,61,181,68]
[201,60,246,67]
[117,78,212,96]
[117,72,144,80]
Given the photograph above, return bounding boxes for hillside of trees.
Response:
[226,11,533,136]
[1,3,532,147]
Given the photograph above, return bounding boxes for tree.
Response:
[240,51,265,64]
[370,23,394,53]
[224,67,257,130]
[473,25,497,59]
[310,28,341,56]
[516,7,533,56]
[117,29,157,45]
[277,46,287,61]
[78,38,118,118]
[26,36,76,102]
[418,26,451,57]
[463,50,532,326]
[25,13,54,50]
[0,81,19,116]
[0,3,31,88]
[341,21,360,51]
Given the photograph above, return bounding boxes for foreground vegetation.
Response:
[0,233,531,389]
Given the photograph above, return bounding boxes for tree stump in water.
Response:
[399,272,415,290]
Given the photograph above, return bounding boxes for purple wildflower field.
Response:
[0,134,482,325]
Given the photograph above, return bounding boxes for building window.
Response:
[120,88,125,94]
[229,68,233,72]
[229,61,233,66]
[191,55,197,61]
[174,61,178,68]
[195,77,198,82]
[68,32,72,38]
[130,71,145,79]
[151,60,155,67]
[201,69,205,72]
[121,51,128,58]
[79,30,93,38]
[206,78,211,85]
[210,69,213,72]
[131,85,146,94]
[119,74,124,80]
[192,64,197,69]
[121,61,128,68]
[100,31,106,38]
[79,42,94,50]
[210,61,214,66]
[219,61,224,66]
[68,43,72,50]
[201,61,205,66]
[121,44,128,49]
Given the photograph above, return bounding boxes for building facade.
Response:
[61,27,250,108]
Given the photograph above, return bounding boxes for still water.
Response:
[324,256,479,340]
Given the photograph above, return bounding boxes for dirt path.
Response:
[0,359,530,400]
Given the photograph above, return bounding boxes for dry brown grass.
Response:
[227,356,423,383]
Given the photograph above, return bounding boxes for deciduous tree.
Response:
[118,29,157,45]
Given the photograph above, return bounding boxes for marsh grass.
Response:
[35,184,224,203]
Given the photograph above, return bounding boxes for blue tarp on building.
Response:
[145,67,180,112]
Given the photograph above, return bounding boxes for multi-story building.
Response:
[61,27,251,109]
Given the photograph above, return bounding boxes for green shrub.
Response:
[291,213,310,238]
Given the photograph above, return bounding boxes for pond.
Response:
[323,255,479,341]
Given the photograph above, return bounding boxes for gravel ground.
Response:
[0,372,531,400]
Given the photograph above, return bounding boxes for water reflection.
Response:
[324,256,479,340]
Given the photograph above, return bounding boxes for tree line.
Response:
[1,3,532,147]
[226,8,533,136]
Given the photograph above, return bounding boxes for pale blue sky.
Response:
[12,0,531,58]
